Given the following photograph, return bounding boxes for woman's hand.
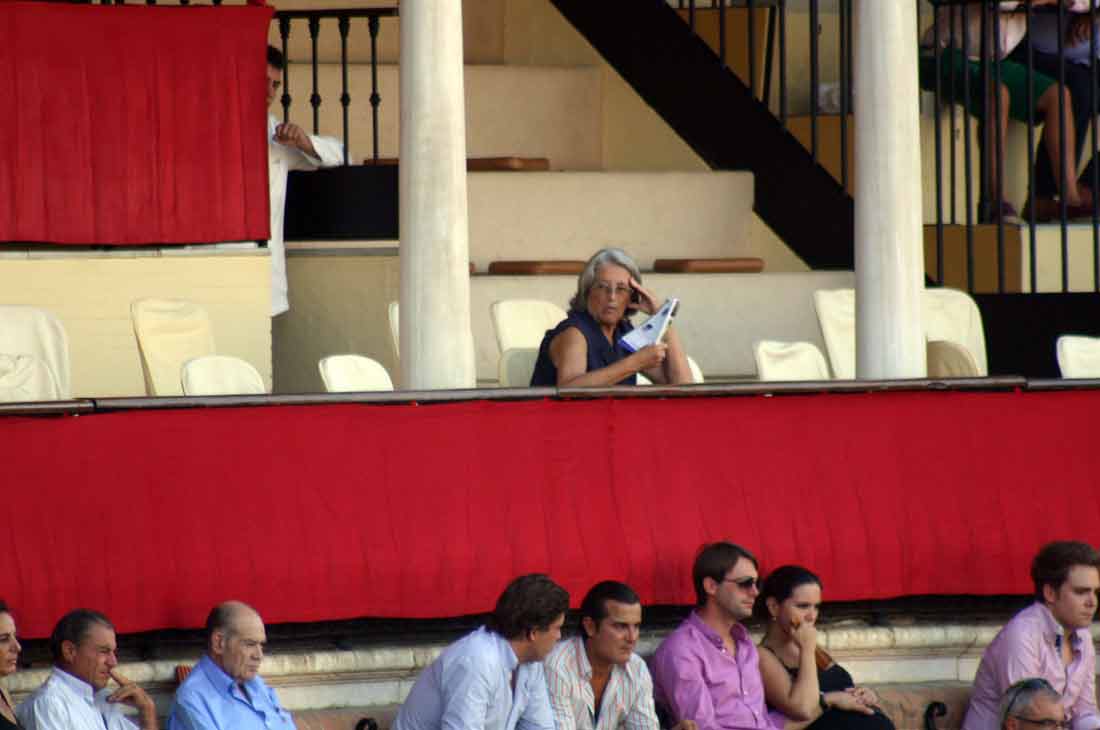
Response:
[629,343,668,372]
[824,690,875,716]
[629,276,663,316]
[789,618,817,653]
[849,686,879,707]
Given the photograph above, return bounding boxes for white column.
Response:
[853,1,926,379]
[398,0,476,390]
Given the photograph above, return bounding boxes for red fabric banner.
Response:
[1,389,1099,638]
[0,3,273,244]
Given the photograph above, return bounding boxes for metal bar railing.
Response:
[809,0,819,162]
[1025,1,1037,294]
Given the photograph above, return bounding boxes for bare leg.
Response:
[1037,84,1082,206]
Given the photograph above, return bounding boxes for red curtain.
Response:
[2,389,1099,638]
[0,2,272,245]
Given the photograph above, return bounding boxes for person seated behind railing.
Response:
[529,248,692,387]
[265,45,343,318]
[918,1,1094,221]
[755,566,894,730]
[1011,7,1100,220]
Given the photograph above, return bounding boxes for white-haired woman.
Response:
[530,248,691,386]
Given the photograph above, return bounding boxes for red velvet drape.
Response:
[2,389,1099,638]
[0,2,273,244]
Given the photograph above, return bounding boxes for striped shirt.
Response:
[544,637,659,730]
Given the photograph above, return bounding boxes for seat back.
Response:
[181,355,265,396]
[131,298,216,396]
[687,355,704,384]
[498,348,540,388]
[489,299,568,353]
[812,290,854,378]
[754,340,831,381]
[0,305,70,398]
[926,340,981,378]
[1057,335,1100,378]
[388,301,400,362]
[319,355,394,392]
[922,287,988,375]
[0,354,62,402]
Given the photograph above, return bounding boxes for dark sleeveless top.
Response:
[0,714,20,730]
[530,309,636,386]
[760,646,896,730]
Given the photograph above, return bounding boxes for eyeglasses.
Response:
[591,282,632,298]
[721,576,759,590]
[1011,716,1071,730]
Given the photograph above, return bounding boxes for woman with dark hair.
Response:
[756,567,893,730]
[0,601,22,729]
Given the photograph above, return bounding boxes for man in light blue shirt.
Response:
[168,601,296,730]
[393,574,570,730]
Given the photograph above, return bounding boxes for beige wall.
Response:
[0,250,272,397]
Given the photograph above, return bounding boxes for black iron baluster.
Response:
[762,5,777,112]
[689,0,696,33]
[949,5,957,225]
[978,1,990,241]
[1057,1,1068,292]
[962,3,975,292]
[717,0,726,66]
[778,0,787,127]
[933,0,944,284]
[309,16,322,136]
[993,7,1005,293]
[747,0,756,99]
[1026,1,1037,293]
[339,14,350,166]
[369,13,382,163]
[839,0,849,193]
[280,16,291,125]
[809,0,819,163]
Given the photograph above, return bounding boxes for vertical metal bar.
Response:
[748,0,756,98]
[339,14,350,166]
[992,7,1005,293]
[1026,1,1037,294]
[933,0,945,284]
[1092,0,1099,292]
[810,0,819,162]
[978,1,990,239]
[962,3,975,291]
[309,16,321,136]
[762,6,777,110]
[369,14,382,163]
[949,5,958,224]
[779,0,787,126]
[839,0,850,192]
[279,16,291,125]
[689,0,696,32]
[1057,1,1068,292]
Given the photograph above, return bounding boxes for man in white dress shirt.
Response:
[17,609,158,730]
[393,574,570,730]
[265,45,343,316]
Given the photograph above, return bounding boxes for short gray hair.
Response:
[569,247,643,314]
[999,678,1060,728]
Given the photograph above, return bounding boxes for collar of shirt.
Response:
[686,611,749,653]
[49,667,97,706]
[1034,603,1086,652]
[195,654,263,703]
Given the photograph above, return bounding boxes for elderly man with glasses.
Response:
[963,541,1100,730]
[1000,679,1070,730]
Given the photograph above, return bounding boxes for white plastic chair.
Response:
[632,355,702,385]
[0,305,70,398]
[926,339,981,378]
[923,287,988,375]
[180,355,266,396]
[498,348,540,388]
[319,354,394,392]
[0,354,62,402]
[490,299,568,353]
[812,289,854,379]
[1056,335,1100,378]
[131,298,216,396]
[754,340,831,381]
[388,301,400,362]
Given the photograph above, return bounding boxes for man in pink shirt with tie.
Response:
[963,541,1100,730]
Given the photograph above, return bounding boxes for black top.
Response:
[760,646,896,730]
[530,309,636,386]
[0,712,21,730]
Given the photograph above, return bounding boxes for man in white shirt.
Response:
[17,609,158,730]
[393,574,570,730]
[265,45,343,316]
[545,580,696,730]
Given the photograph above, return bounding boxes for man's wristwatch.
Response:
[819,693,829,712]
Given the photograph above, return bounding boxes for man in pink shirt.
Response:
[650,543,857,730]
[963,541,1100,730]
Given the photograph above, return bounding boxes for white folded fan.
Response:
[619,298,679,353]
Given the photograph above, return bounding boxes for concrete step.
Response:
[278,63,603,170]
